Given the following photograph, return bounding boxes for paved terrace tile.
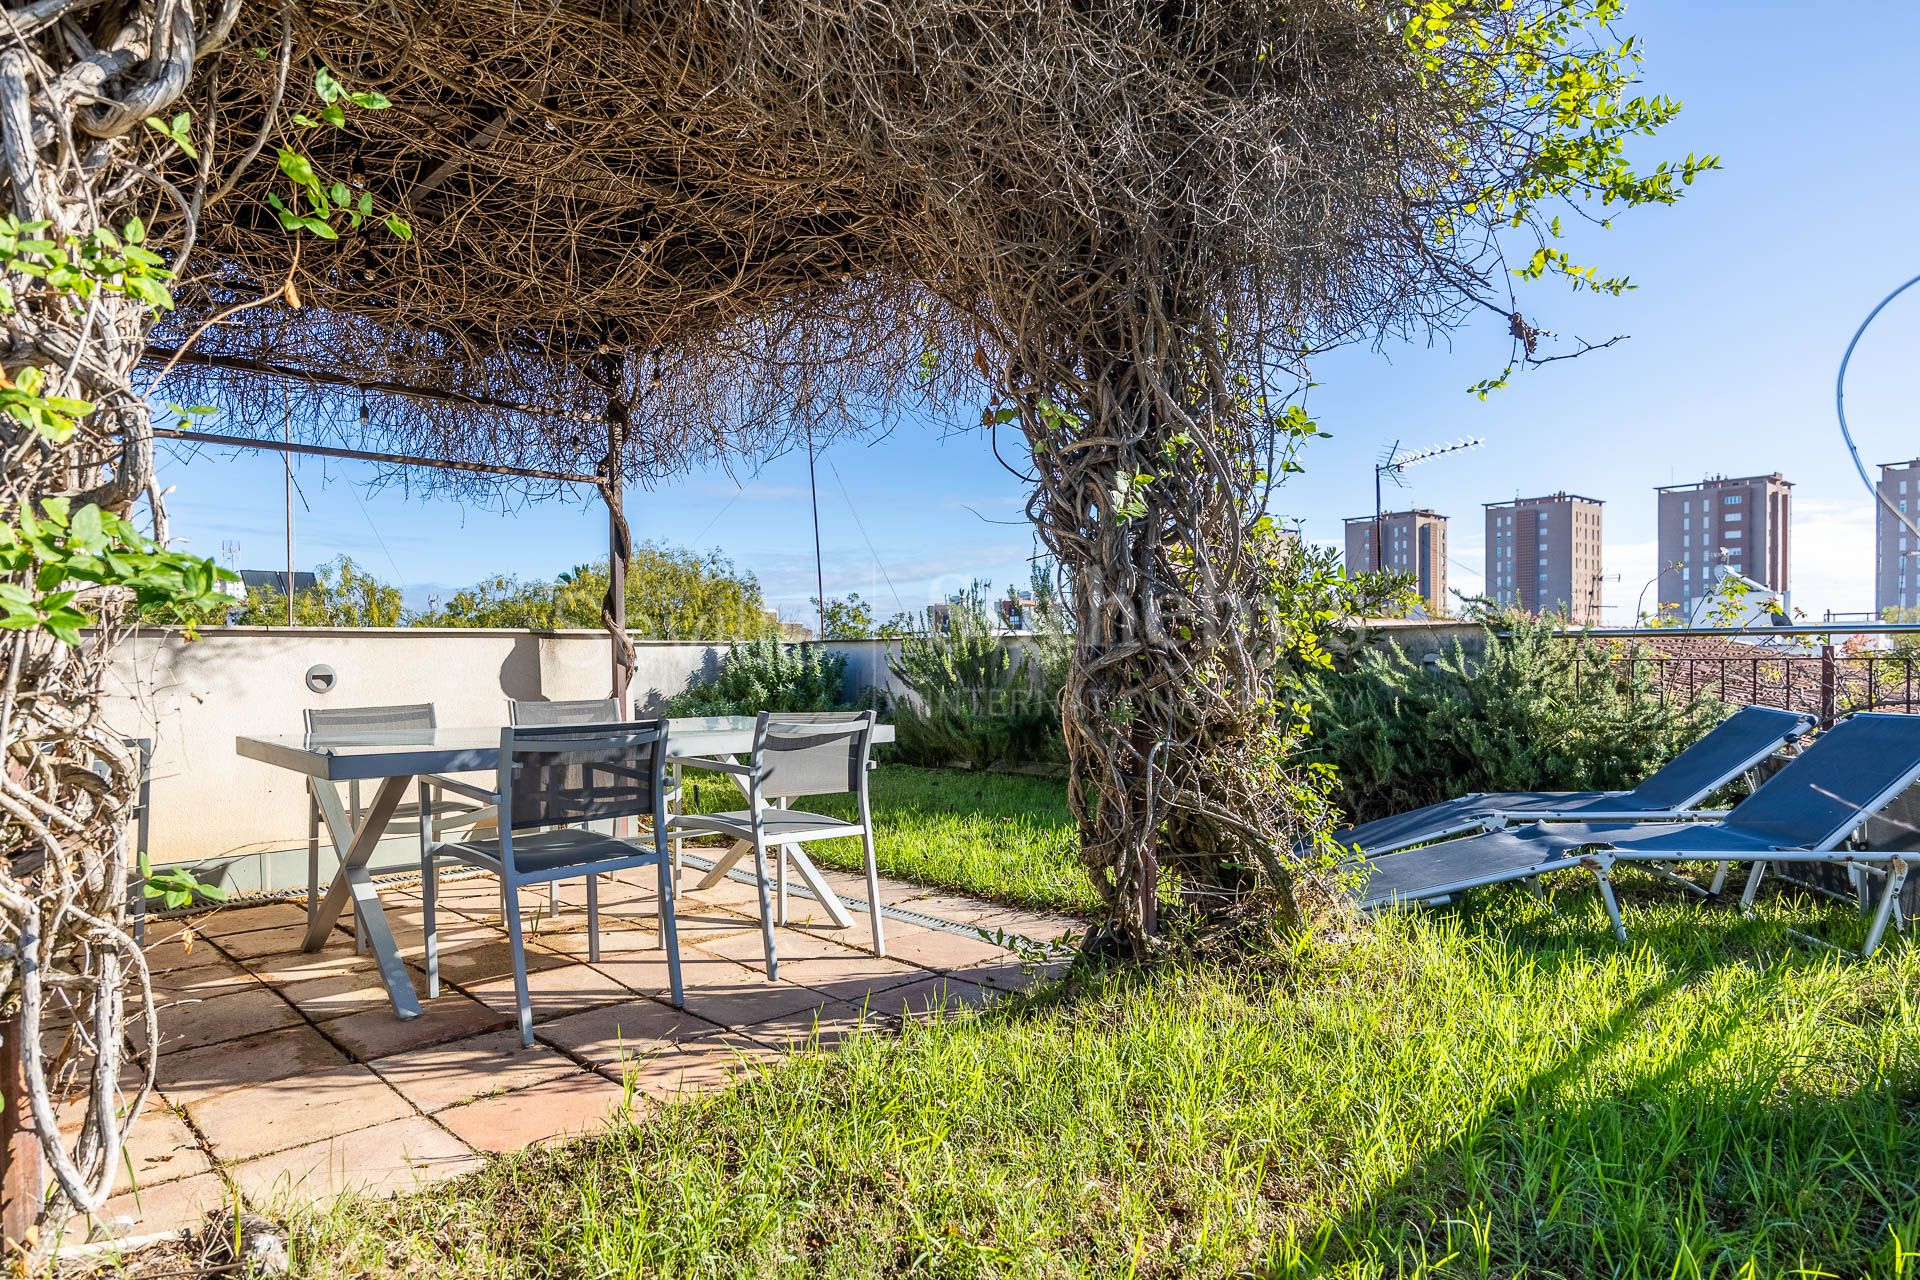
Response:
[62,870,1066,1249]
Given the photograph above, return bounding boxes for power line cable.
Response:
[825,455,906,614]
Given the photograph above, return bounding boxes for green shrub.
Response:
[665,636,849,716]
[889,581,1069,769]
[1307,612,1721,825]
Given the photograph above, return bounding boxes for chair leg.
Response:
[1592,864,1627,944]
[1739,860,1770,912]
[417,781,439,998]
[307,788,321,933]
[587,874,601,963]
[422,857,441,999]
[502,880,535,1048]
[670,761,685,881]
[1707,861,1732,896]
[748,829,779,981]
[549,880,559,915]
[861,827,885,955]
[657,855,685,1007]
[347,782,363,953]
[1861,859,1909,959]
[776,842,789,926]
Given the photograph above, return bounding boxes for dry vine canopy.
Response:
[149,0,1707,950]
[20,2,1656,950]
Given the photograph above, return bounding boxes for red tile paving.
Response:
[79,870,1067,1247]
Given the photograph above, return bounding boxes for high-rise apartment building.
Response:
[1483,493,1605,624]
[1878,459,1920,615]
[1345,509,1449,616]
[1655,473,1792,618]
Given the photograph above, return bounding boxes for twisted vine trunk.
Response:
[0,0,228,1248]
[1021,318,1324,956]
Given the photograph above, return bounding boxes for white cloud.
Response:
[1786,498,1877,619]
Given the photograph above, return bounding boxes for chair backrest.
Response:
[1622,705,1814,810]
[753,710,875,801]
[509,697,622,727]
[499,721,668,833]
[1721,712,1920,849]
[304,703,436,736]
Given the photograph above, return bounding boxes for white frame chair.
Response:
[671,710,881,980]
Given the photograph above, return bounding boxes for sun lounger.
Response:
[1323,705,1812,859]
[1356,712,1920,957]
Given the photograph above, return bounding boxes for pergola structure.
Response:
[144,378,637,699]
[4,0,1698,1241]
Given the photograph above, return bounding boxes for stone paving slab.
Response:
[62,869,1067,1248]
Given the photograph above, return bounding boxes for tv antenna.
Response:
[1372,437,1483,568]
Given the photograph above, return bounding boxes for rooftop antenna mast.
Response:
[1372,437,1484,568]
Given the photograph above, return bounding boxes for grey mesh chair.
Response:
[421,721,684,1046]
[509,698,622,727]
[305,704,436,944]
[1320,705,1813,859]
[508,699,622,912]
[1357,713,1920,957]
[509,697,690,918]
[302,704,486,946]
[670,710,880,980]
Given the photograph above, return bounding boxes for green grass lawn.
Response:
[258,770,1920,1277]
[678,763,1096,917]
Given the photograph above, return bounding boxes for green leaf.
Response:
[68,504,105,550]
[277,148,320,188]
[383,214,413,241]
[314,66,345,103]
[347,90,392,110]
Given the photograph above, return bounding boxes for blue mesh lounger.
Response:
[1354,712,1920,958]
[1324,705,1812,859]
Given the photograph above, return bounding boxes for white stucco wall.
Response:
[100,627,903,888]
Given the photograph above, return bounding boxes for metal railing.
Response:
[1558,623,1920,727]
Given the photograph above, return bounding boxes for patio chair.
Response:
[1322,705,1813,859]
[669,710,881,980]
[304,703,483,947]
[1355,712,1920,958]
[508,697,691,921]
[419,721,684,1046]
[507,699,622,912]
[509,697,621,726]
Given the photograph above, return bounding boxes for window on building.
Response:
[1723,494,1743,505]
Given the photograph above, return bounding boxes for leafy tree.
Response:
[407,544,782,638]
[412,574,566,629]
[814,593,877,640]
[234,555,404,627]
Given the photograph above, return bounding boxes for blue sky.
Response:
[152,2,1920,626]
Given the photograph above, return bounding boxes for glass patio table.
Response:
[236,715,894,1018]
